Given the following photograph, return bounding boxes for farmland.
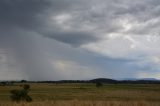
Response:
[0,83,160,106]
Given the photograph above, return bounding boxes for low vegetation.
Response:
[0,83,159,105]
[96,82,103,87]
[0,100,160,106]
[10,84,32,102]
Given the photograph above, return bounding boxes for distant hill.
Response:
[118,78,138,81]
[89,78,117,83]
[118,78,159,81]
[140,78,158,81]
[0,78,160,84]
[89,78,160,84]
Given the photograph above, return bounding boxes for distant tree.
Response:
[21,80,27,83]
[10,84,32,102]
[96,82,103,88]
[10,81,14,85]
[1,82,7,86]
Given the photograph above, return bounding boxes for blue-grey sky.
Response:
[0,0,160,80]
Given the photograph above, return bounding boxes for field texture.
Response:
[0,83,160,106]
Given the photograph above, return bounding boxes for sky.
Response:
[0,0,160,80]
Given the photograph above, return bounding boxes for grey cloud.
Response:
[1,0,160,46]
[0,0,50,29]
[0,0,101,46]
[44,32,99,47]
[1,0,160,80]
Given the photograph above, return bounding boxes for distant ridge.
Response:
[88,78,160,84]
[90,78,117,83]
[119,78,159,81]
[0,78,160,84]
[140,78,158,81]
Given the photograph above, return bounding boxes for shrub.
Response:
[96,82,103,88]
[10,84,32,102]
[23,84,30,90]
[21,80,27,83]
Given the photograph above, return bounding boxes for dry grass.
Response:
[1,83,160,101]
[0,83,160,106]
[0,100,160,106]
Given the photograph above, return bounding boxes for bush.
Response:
[21,80,27,83]
[96,82,103,88]
[23,84,30,90]
[10,84,32,102]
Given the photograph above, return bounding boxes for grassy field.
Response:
[0,83,160,106]
[0,100,160,106]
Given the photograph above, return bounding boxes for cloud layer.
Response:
[0,0,160,80]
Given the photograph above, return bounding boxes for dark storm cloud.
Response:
[0,0,73,26]
[0,0,101,46]
[0,0,50,29]
[1,0,160,46]
[1,0,160,80]
[44,31,99,46]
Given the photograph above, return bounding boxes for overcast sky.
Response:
[0,0,160,80]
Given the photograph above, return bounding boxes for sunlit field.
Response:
[0,83,160,106]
